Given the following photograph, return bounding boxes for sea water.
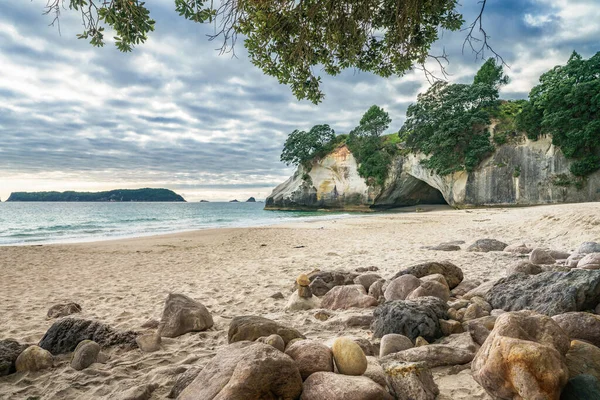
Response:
[0,202,351,246]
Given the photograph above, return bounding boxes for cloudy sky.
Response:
[0,0,598,202]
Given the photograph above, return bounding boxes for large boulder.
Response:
[0,339,28,376]
[579,242,600,254]
[486,270,600,316]
[320,285,378,310]
[168,368,201,398]
[47,302,82,319]
[467,239,508,253]
[284,340,333,380]
[307,270,359,296]
[529,248,556,264]
[38,318,138,355]
[553,312,600,347]
[472,311,570,400]
[371,297,448,341]
[392,261,463,289]
[578,253,600,270]
[566,340,600,381]
[300,372,393,400]
[178,341,302,400]
[380,360,439,400]
[353,274,382,292]
[228,316,305,345]
[384,275,421,301]
[380,343,476,368]
[379,334,413,357]
[506,261,542,276]
[406,280,450,302]
[70,340,101,370]
[331,337,367,376]
[15,345,53,372]
[451,279,482,297]
[159,293,213,338]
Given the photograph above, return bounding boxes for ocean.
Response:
[0,202,351,246]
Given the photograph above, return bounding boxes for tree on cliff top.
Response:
[41,0,502,103]
[402,60,506,175]
[280,124,336,168]
[474,58,509,88]
[516,51,600,177]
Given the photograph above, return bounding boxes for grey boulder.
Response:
[0,339,28,376]
[159,293,213,338]
[467,239,508,253]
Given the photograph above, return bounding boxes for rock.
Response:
[529,248,556,264]
[440,319,464,336]
[380,334,414,357]
[141,318,160,329]
[228,315,305,345]
[578,253,600,270]
[435,332,480,353]
[15,345,53,372]
[462,280,498,300]
[579,242,600,254]
[256,334,285,352]
[71,340,100,370]
[448,299,469,310]
[321,285,378,310]
[384,275,421,301]
[331,337,367,376]
[550,250,571,260]
[159,293,213,338]
[168,367,201,398]
[285,291,321,311]
[392,261,463,289]
[463,316,497,345]
[380,343,475,368]
[469,296,492,312]
[285,338,304,351]
[504,243,531,254]
[450,279,482,297]
[406,280,450,302]
[120,383,158,400]
[298,285,313,298]
[420,273,449,288]
[0,339,28,376]
[506,261,543,275]
[179,341,302,400]
[363,356,387,387]
[372,297,448,341]
[566,340,600,381]
[486,270,600,316]
[39,318,138,355]
[343,314,374,328]
[467,239,508,253]
[566,253,585,269]
[462,303,487,322]
[367,278,386,301]
[47,302,82,319]
[355,266,379,273]
[415,336,429,347]
[285,340,333,380]
[301,372,393,400]
[471,310,570,400]
[380,360,439,400]
[270,292,285,299]
[490,309,505,317]
[553,312,600,347]
[297,274,310,286]
[352,338,376,357]
[560,374,600,400]
[429,243,461,251]
[313,310,333,321]
[136,333,161,353]
[353,273,382,292]
[308,277,330,296]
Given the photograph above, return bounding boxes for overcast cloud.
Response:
[0,0,598,201]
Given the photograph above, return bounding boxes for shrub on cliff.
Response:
[401,59,506,175]
[516,51,600,177]
[280,124,336,169]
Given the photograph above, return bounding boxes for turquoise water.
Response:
[0,202,351,246]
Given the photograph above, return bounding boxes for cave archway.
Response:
[371,173,448,209]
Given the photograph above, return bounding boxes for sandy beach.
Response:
[2,202,600,399]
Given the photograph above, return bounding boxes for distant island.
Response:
[246,197,256,202]
[229,199,239,203]
[6,188,186,202]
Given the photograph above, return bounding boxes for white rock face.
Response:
[266,138,600,210]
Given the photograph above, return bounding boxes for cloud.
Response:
[0,0,598,201]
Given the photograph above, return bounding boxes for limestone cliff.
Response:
[265,138,600,210]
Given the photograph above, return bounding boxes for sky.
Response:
[0,0,598,202]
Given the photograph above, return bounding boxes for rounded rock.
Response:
[384,275,421,301]
[331,337,367,376]
[297,274,310,287]
[379,334,413,357]
[71,340,101,370]
[285,340,333,380]
[15,345,53,372]
[256,334,285,352]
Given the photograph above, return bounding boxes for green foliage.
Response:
[517,51,600,176]
[491,100,527,144]
[473,58,509,88]
[280,124,336,169]
[513,166,521,178]
[347,106,395,186]
[493,132,507,145]
[6,188,185,202]
[46,0,464,103]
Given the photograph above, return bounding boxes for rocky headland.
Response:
[6,188,186,202]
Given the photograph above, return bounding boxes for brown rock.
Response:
[440,319,464,336]
[420,273,449,288]
[178,341,302,400]
[321,285,378,310]
[506,261,543,275]
[300,372,393,400]
[136,333,161,353]
[566,340,600,381]
[298,285,313,299]
[392,261,463,289]
[529,248,556,265]
[331,337,368,376]
[71,340,100,370]
[256,334,285,352]
[579,253,600,270]
[159,293,213,338]
[415,336,429,347]
[228,315,305,345]
[380,344,475,368]
[285,340,333,380]
[463,316,497,345]
[385,275,421,301]
[15,345,53,372]
[462,303,487,321]
[471,310,570,400]
[504,243,531,254]
[381,360,439,400]
[380,334,413,357]
[47,302,82,319]
[553,312,600,347]
[367,278,386,301]
[313,310,333,321]
[451,279,482,297]
[364,356,387,387]
[353,273,383,292]
[407,280,450,302]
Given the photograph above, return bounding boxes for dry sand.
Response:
[1,202,600,399]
